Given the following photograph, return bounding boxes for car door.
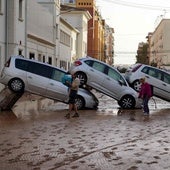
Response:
[102,67,127,99]
[85,60,105,90]
[26,62,51,95]
[46,68,68,102]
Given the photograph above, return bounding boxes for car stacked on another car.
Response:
[69,56,142,109]
[124,63,170,102]
[0,55,99,110]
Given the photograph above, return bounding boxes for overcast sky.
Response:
[96,0,170,65]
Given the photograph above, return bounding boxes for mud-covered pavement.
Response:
[0,92,170,170]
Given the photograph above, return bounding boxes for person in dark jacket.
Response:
[138,77,152,120]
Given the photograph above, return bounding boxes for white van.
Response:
[0,56,98,109]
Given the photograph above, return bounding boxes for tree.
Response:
[136,43,149,64]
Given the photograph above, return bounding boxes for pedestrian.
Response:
[65,73,80,119]
[138,77,152,120]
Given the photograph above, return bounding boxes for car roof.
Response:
[11,55,67,73]
[79,56,115,68]
[128,63,170,74]
[139,63,170,74]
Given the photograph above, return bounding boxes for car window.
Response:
[142,66,163,80]
[15,59,29,71]
[163,73,170,84]
[92,61,105,73]
[107,67,126,85]
[141,66,149,74]
[51,69,65,82]
[148,68,162,79]
[28,62,52,78]
[84,60,93,66]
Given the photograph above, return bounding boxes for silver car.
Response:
[69,57,141,109]
[0,56,98,110]
[124,63,170,102]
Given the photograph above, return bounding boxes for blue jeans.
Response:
[143,97,150,115]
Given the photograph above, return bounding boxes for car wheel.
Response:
[8,78,25,93]
[75,95,85,110]
[132,80,141,92]
[75,72,87,86]
[118,95,135,109]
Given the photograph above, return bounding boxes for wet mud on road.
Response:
[0,93,170,170]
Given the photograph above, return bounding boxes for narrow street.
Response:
[0,92,170,170]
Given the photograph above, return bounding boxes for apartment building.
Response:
[59,17,79,69]
[0,0,56,70]
[149,19,170,68]
[105,24,114,65]
[61,0,114,64]
[60,5,91,60]
[0,0,79,90]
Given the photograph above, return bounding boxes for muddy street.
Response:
[0,92,170,170]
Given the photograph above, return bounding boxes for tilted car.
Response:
[69,57,142,109]
[124,63,170,102]
[0,55,99,110]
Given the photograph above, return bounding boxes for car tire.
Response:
[132,80,141,92]
[8,78,25,93]
[118,95,135,109]
[75,72,87,86]
[75,95,85,110]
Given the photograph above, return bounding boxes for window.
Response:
[92,62,105,73]
[107,68,126,85]
[19,0,23,20]
[108,68,120,81]
[15,59,29,71]
[60,60,66,69]
[38,54,41,61]
[29,53,35,59]
[84,60,93,67]
[163,73,170,84]
[51,69,65,82]
[28,62,52,78]
[18,49,22,56]
[0,0,2,14]
[148,68,159,79]
[60,30,70,46]
[48,57,52,65]
[56,24,58,39]
[15,59,52,78]
[141,66,149,74]
[43,56,45,63]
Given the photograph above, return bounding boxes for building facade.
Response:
[148,19,170,68]
[60,5,91,61]
[0,0,78,90]
[62,0,114,64]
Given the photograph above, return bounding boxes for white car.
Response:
[124,63,170,102]
[0,55,99,110]
[69,57,142,109]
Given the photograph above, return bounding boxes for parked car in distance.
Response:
[0,55,99,110]
[124,63,170,102]
[69,57,142,109]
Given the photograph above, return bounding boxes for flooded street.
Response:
[0,92,170,170]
